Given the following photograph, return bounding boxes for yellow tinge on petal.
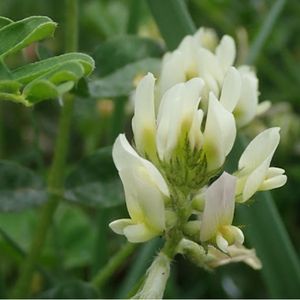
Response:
[110,134,169,243]
[200,172,243,252]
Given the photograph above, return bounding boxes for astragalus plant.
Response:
[109,28,287,299]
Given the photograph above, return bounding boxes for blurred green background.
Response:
[0,0,299,298]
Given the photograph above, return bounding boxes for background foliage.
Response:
[0,0,299,298]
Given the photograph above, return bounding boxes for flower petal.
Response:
[215,35,236,71]
[216,233,229,252]
[193,27,218,50]
[188,109,204,150]
[123,223,158,243]
[234,67,259,126]
[156,79,203,160]
[219,67,241,112]
[132,73,156,157]
[241,160,270,202]
[200,172,237,242]
[119,167,166,232]
[159,50,186,95]
[204,93,236,171]
[197,48,223,84]
[109,218,133,235]
[259,167,287,191]
[113,134,169,196]
[238,128,280,172]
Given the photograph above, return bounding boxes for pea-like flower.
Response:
[109,134,169,242]
[132,73,236,189]
[159,27,267,128]
[200,172,244,252]
[235,127,287,203]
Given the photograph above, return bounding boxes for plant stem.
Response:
[91,242,137,289]
[12,0,78,297]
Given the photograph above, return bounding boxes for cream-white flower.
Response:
[109,134,169,242]
[156,78,204,161]
[132,72,237,187]
[203,92,236,172]
[159,27,262,127]
[159,28,219,95]
[233,66,259,127]
[159,29,235,96]
[131,72,157,160]
[200,172,244,252]
[236,127,287,202]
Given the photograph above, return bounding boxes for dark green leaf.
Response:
[89,58,160,98]
[0,16,56,58]
[65,147,124,208]
[93,35,164,77]
[0,160,47,212]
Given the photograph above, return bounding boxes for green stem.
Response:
[12,1,78,297]
[91,242,137,289]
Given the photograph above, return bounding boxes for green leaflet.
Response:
[0,16,56,59]
[146,0,300,298]
[12,53,94,84]
[0,16,94,106]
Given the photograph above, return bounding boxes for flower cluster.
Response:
[109,28,287,270]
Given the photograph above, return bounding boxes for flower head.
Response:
[109,26,287,278]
